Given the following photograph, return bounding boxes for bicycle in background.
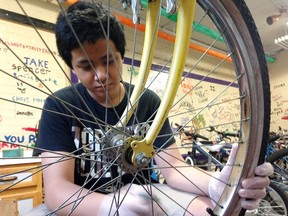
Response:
[175,124,288,215]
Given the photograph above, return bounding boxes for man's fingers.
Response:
[237,162,273,211]
[238,188,266,199]
[241,176,270,189]
[254,162,274,176]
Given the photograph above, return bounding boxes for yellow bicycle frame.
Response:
[116,0,196,166]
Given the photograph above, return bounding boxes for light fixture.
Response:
[267,14,282,25]
[274,34,288,49]
[267,9,287,25]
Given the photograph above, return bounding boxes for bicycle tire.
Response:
[196,0,270,214]
[266,148,288,163]
[0,0,270,216]
[266,148,288,184]
[267,182,288,216]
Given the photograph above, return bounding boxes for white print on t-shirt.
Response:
[72,126,113,178]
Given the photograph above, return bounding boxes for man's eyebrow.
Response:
[76,53,115,66]
[99,53,114,60]
[77,59,92,65]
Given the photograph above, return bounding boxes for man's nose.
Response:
[94,65,107,82]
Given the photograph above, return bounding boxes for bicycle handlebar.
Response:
[224,132,239,138]
[207,126,239,139]
[194,133,209,140]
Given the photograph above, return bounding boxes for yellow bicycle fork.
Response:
[116,0,197,167]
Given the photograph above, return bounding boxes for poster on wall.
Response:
[0,20,69,153]
[270,82,288,131]
[121,59,240,143]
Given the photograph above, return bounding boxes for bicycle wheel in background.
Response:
[266,148,288,185]
[245,181,288,216]
[0,0,270,215]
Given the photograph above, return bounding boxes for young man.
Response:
[32,2,272,215]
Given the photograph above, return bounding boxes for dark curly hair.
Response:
[55,1,126,69]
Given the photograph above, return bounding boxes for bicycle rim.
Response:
[0,0,270,216]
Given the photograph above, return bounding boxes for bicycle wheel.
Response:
[266,148,288,185]
[0,0,270,216]
[245,181,288,216]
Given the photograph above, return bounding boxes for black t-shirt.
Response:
[36,82,175,193]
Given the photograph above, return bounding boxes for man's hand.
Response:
[208,144,273,210]
[97,184,162,216]
[239,162,273,210]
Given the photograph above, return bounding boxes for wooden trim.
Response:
[0,8,55,32]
